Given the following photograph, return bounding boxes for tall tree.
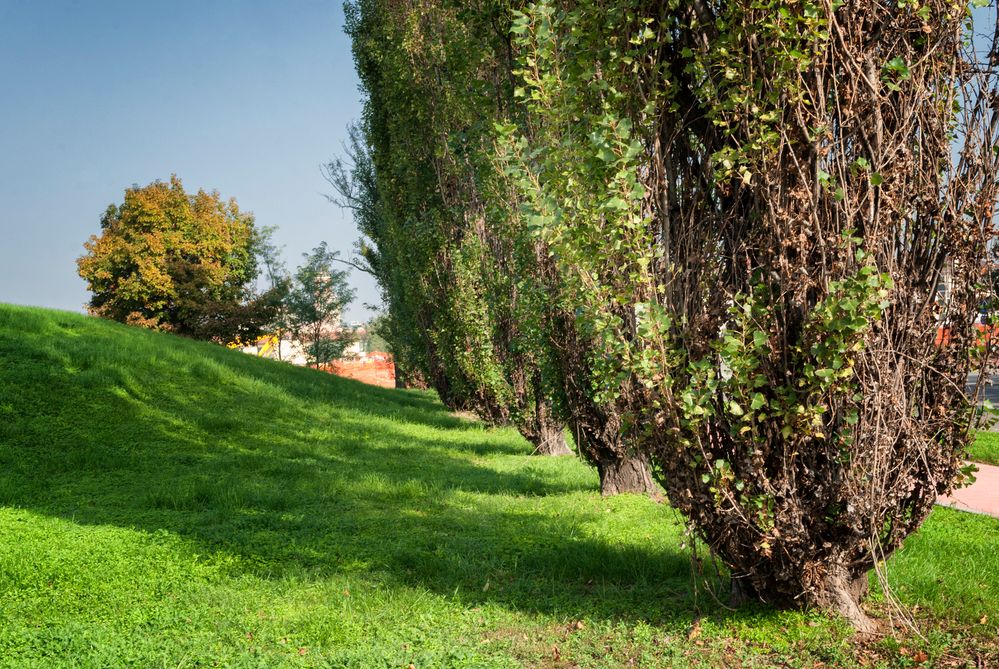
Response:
[341,0,572,454]
[509,0,998,629]
[77,175,279,343]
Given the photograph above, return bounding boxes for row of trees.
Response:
[77,176,356,368]
[339,0,999,629]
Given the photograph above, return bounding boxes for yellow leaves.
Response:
[77,176,260,333]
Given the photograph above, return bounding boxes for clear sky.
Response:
[1,4,995,325]
[0,0,379,322]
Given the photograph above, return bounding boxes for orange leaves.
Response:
[77,175,261,336]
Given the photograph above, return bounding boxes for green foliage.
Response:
[500,0,998,619]
[342,0,572,446]
[77,175,277,343]
[0,304,996,666]
[502,1,666,406]
[285,242,356,369]
[346,0,998,621]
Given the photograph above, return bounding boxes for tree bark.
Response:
[597,450,662,498]
[532,420,572,455]
[806,566,877,635]
[731,565,876,634]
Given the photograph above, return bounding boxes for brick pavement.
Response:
[938,462,999,519]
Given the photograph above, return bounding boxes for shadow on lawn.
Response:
[0,310,707,625]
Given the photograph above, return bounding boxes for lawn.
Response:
[0,304,996,668]
[970,431,999,466]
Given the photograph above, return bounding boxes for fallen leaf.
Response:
[913,651,928,663]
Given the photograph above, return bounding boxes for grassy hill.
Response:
[0,304,996,668]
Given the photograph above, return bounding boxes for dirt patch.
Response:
[324,355,396,388]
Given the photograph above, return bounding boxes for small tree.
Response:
[286,243,356,369]
[362,313,392,353]
[253,225,293,359]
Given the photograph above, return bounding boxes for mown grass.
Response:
[970,431,999,466]
[0,304,996,668]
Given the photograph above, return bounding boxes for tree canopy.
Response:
[77,176,279,343]
[342,0,999,629]
[285,242,357,369]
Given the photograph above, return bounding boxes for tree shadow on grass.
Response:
[0,309,717,627]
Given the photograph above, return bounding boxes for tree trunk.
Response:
[532,420,572,455]
[597,450,662,498]
[526,383,571,455]
[806,566,877,635]
[731,564,876,634]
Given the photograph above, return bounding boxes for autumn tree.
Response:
[77,176,279,343]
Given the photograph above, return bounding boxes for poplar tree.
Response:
[508,0,998,628]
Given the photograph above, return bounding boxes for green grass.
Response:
[970,431,999,466]
[0,304,996,668]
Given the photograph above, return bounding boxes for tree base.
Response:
[731,567,878,635]
[599,454,662,499]
[533,427,572,456]
[809,569,878,635]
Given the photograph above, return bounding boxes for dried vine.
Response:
[510,0,998,629]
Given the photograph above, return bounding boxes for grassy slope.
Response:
[0,304,996,668]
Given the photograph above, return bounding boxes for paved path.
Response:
[938,461,999,519]
[967,372,999,408]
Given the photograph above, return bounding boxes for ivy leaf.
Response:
[729,400,745,416]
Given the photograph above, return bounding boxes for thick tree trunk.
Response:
[806,567,877,635]
[597,450,662,498]
[731,565,876,634]
[533,420,572,455]
[393,361,428,389]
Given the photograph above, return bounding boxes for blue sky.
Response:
[1,3,995,324]
[0,0,379,321]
